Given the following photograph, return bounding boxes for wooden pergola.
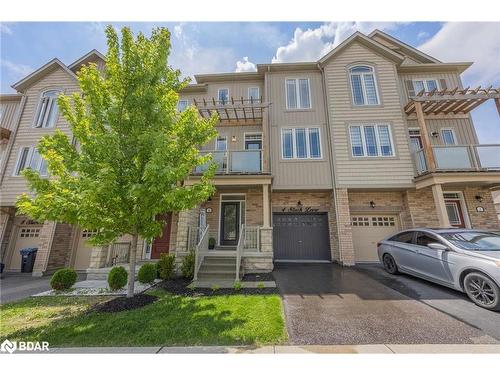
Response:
[404,86,500,116]
[407,86,500,174]
[192,97,269,126]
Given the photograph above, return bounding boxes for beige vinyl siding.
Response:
[407,118,479,145]
[267,71,333,190]
[324,41,414,188]
[399,72,463,104]
[1,67,79,206]
[0,98,21,131]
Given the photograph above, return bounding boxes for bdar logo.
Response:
[1,339,17,354]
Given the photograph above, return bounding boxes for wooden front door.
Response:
[151,213,172,259]
[444,199,466,228]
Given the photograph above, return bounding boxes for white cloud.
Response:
[0,59,33,78]
[272,22,403,63]
[235,57,256,72]
[0,22,13,35]
[417,31,429,40]
[418,22,500,85]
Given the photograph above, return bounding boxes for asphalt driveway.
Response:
[273,263,500,345]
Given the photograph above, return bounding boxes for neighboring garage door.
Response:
[73,230,97,271]
[351,215,400,262]
[7,225,42,271]
[273,213,331,261]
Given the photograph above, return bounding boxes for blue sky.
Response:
[1,22,499,142]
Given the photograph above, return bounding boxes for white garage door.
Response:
[73,230,97,271]
[351,215,400,263]
[8,225,42,271]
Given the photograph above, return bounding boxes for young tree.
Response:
[16,26,218,297]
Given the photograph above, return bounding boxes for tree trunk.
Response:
[127,233,138,298]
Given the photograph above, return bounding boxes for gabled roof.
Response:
[68,49,106,72]
[318,31,405,66]
[12,58,77,92]
[195,72,262,84]
[257,62,319,73]
[368,29,441,64]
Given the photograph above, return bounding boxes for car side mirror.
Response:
[427,242,449,251]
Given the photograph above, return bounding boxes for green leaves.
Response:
[16,25,218,245]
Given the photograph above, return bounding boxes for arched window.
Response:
[34,90,60,128]
[349,66,379,105]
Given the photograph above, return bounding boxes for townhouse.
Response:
[0,30,499,280]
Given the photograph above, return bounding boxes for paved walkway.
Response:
[273,263,500,345]
[41,344,500,353]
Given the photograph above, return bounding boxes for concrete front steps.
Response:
[196,255,242,283]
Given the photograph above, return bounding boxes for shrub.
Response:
[157,254,176,280]
[50,268,77,291]
[138,263,157,284]
[233,281,242,291]
[181,249,195,279]
[257,282,265,289]
[108,266,128,290]
[208,237,216,249]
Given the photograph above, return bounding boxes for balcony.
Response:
[195,150,263,174]
[412,145,500,175]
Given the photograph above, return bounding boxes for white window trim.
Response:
[349,66,380,106]
[349,124,395,158]
[280,127,322,160]
[32,89,61,129]
[244,132,263,149]
[13,145,48,177]
[285,78,312,110]
[215,135,228,151]
[217,88,230,103]
[440,128,457,145]
[177,99,189,112]
[443,190,471,229]
[412,78,440,93]
[248,87,260,101]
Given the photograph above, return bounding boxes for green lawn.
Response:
[0,289,287,347]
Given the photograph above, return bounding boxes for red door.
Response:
[151,213,172,259]
[444,200,466,228]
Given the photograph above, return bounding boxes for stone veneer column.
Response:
[334,188,355,266]
[88,245,109,269]
[259,227,273,253]
[32,221,57,276]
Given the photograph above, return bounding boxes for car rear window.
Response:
[441,231,500,251]
[389,231,413,243]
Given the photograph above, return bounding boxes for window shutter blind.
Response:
[439,79,447,91]
[405,80,415,98]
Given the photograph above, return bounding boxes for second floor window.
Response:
[218,88,229,103]
[349,124,394,157]
[177,100,188,112]
[281,127,321,159]
[349,66,379,106]
[34,90,60,128]
[286,78,311,109]
[413,79,438,94]
[14,146,48,176]
[248,87,260,102]
[215,135,227,151]
[441,129,457,145]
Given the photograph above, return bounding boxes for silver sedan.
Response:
[377,228,500,311]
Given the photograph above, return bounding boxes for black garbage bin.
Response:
[20,247,38,273]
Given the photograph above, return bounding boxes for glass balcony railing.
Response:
[194,150,263,174]
[412,144,500,175]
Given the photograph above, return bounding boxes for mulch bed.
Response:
[158,278,279,297]
[90,294,158,313]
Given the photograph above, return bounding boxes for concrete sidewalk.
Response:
[44,344,500,354]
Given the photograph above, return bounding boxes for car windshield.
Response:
[441,232,500,251]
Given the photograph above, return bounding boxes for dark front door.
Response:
[220,202,240,246]
[273,213,331,261]
[151,213,172,259]
[445,199,466,228]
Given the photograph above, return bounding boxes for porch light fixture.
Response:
[369,201,376,208]
[231,136,237,142]
[431,131,439,137]
[475,195,483,202]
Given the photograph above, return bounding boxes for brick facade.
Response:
[463,188,500,230]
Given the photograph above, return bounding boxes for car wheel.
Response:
[463,272,500,311]
[382,254,399,275]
